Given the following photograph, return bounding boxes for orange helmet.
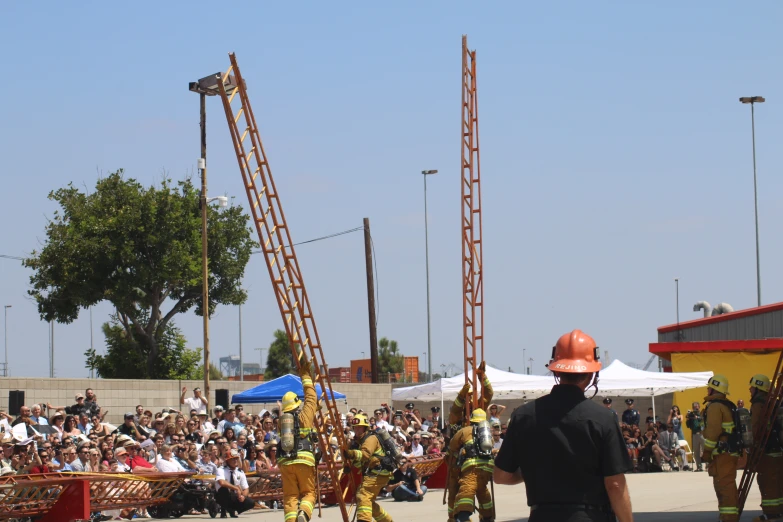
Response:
[547,329,601,373]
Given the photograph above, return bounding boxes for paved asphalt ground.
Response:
[180,470,765,521]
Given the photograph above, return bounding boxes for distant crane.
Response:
[642,354,657,371]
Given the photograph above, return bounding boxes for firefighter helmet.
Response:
[470,408,487,424]
[750,374,771,393]
[282,391,301,413]
[707,374,730,395]
[547,329,601,373]
[352,413,370,427]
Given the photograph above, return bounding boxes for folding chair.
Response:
[679,439,694,471]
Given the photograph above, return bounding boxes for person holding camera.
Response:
[685,402,705,472]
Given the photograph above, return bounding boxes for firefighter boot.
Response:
[753,516,783,522]
[297,511,310,522]
[455,512,472,522]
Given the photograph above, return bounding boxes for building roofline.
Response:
[649,339,783,360]
[657,302,783,334]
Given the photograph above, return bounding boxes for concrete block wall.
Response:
[0,378,391,425]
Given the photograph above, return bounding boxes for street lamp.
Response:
[422,352,427,382]
[739,96,765,307]
[422,169,438,383]
[3,305,10,377]
[189,72,238,399]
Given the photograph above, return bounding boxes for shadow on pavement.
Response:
[503,510,764,522]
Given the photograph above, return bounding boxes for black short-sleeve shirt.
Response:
[495,384,632,507]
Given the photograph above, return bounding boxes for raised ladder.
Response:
[215,53,351,522]
[461,35,484,410]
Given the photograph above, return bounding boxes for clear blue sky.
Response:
[2,3,782,379]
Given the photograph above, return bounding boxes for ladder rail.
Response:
[738,349,783,515]
[461,35,484,411]
[215,53,352,522]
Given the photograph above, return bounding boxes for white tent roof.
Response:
[391,360,712,403]
[596,360,712,397]
[391,365,553,402]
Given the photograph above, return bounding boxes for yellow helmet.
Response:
[750,374,771,393]
[470,408,486,424]
[282,391,301,413]
[707,374,730,395]
[352,413,369,428]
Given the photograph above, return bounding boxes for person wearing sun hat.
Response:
[215,448,254,518]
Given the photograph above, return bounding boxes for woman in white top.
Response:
[156,445,186,473]
[114,447,132,472]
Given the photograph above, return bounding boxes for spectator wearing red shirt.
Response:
[29,448,51,474]
[124,442,157,473]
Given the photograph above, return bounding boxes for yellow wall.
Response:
[671,351,781,448]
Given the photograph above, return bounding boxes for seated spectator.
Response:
[77,413,91,434]
[114,447,131,472]
[49,411,65,438]
[30,404,49,425]
[658,423,689,471]
[409,434,424,457]
[83,388,103,419]
[266,440,279,469]
[29,447,51,474]
[117,413,139,440]
[71,442,91,471]
[123,440,158,473]
[174,445,194,471]
[88,447,102,472]
[90,415,110,440]
[62,415,83,440]
[386,458,426,501]
[157,445,186,472]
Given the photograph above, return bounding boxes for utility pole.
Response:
[363,218,379,383]
[3,305,11,377]
[49,320,54,378]
[89,307,94,378]
[239,304,243,381]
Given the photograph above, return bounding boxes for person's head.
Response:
[187,419,197,432]
[224,427,235,441]
[64,447,77,462]
[238,434,247,447]
[38,447,51,464]
[79,412,89,425]
[666,423,674,432]
[213,405,224,417]
[164,423,177,435]
[412,434,421,446]
[625,399,634,410]
[115,447,128,462]
[64,415,76,431]
[88,448,100,462]
[91,415,101,428]
[235,404,244,414]
[19,405,31,418]
[602,398,612,409]
[136,404,144,415]
[175,414,185,427]
[85,388,95,400]
[267,443,278,460]
[672,405,680,414]
[224,409,236,422]
[75,393,85,404]
[633,427,641,437]
[548,329,601,391]
[737,399,745,408]
[226,449,241,469]
[31,404,42,417]
[262,417,274,431]
[123,413,134,426]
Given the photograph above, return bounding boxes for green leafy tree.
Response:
[85,312,202,379]
[193,362,224,381]
[378,337,403,376]
[25,171,256,377]
[265,329,294,380]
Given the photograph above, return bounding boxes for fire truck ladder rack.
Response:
[738,349,783,515]
[461,35,484,411]
[215,53,351,522]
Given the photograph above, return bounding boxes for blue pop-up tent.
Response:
[231,374,346,404]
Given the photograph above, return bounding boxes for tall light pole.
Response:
[422,169,438,382]
[3,305,11,377]
[189,72,235,398]
[675,278,681,341]
[740,96,765,307]
[422,352,427,382]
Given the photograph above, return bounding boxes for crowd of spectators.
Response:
[0,385,512,516]
[603,397,692,473]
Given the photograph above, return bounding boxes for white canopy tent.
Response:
[392,365,553,413]
[392,360,712,424]
[596,360,712,422]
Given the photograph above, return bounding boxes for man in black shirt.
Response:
[494,329,633,522]
[385,458,426,501]
[117,413,139,440]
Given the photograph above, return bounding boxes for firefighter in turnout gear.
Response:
[749,374,783,522]
[449,408,495,522]
[345,413,395,522]
[446,362,493,522]
[702,374,740,522]
[279,353,318,522]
